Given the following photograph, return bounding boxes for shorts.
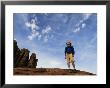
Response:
[66,53,74,63]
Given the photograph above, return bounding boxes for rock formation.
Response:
[28,53,38,68]
[14,40,21,68]
[17,48,30,67]
[14,40,38,68]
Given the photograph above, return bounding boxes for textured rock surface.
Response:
[28,53,38,68]
[14,68,96,75]
[14,40,38,68]
[14,40,21,67]
[17,48,30,67]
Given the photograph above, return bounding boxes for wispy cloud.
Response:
[83,13,92,20]
[73,27,80,33]
[25,16,52,41]
[41,25,52,42]
[38,34,42,40]
[25,18,39,31]
[25,16,40,40]
[28,31,39,40]
[73,13,92,33]
[42,25,52,34]
[81,23,86,29]
[44,35,48,42]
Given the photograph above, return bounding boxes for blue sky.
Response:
[14,13,97,74]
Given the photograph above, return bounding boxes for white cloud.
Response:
[79,20,83,23]
[25,19,39,31]
[83,13,92,20]
[82,23,86,28]
[28,32,39,40]
[73,27,80,33]
[38,34,42,40]
[28,35,33,40]
[41,25,52,42]
[31,19,39,30]
[25,16,40,40]
[25,18,52,41]
[25,22,31,27]
[73,13,92,33]
[44,35,48,42]
[42,25,52,34]
[35,17,38,22]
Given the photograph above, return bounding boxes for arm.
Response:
[72,46,75,56]
[65,47,67,59]
[65,47,67,56]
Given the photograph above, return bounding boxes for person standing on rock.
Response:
[65,41,76,70]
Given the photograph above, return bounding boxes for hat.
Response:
[66,41,71,45]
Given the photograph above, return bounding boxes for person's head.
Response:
[66,41,72,47]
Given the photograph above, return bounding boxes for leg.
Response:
[72,61,75,69]
[70,54,76,70]
[66,54,70,69]
[67,62,70,69]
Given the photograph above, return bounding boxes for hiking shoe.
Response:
[74,69,76,71]
[69,69,74,73]
[73,69,77,73]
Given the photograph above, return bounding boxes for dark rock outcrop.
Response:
[17,48,30,67]
[14,40,21,67]
[28,53,38,68]
[14,40,38,68]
